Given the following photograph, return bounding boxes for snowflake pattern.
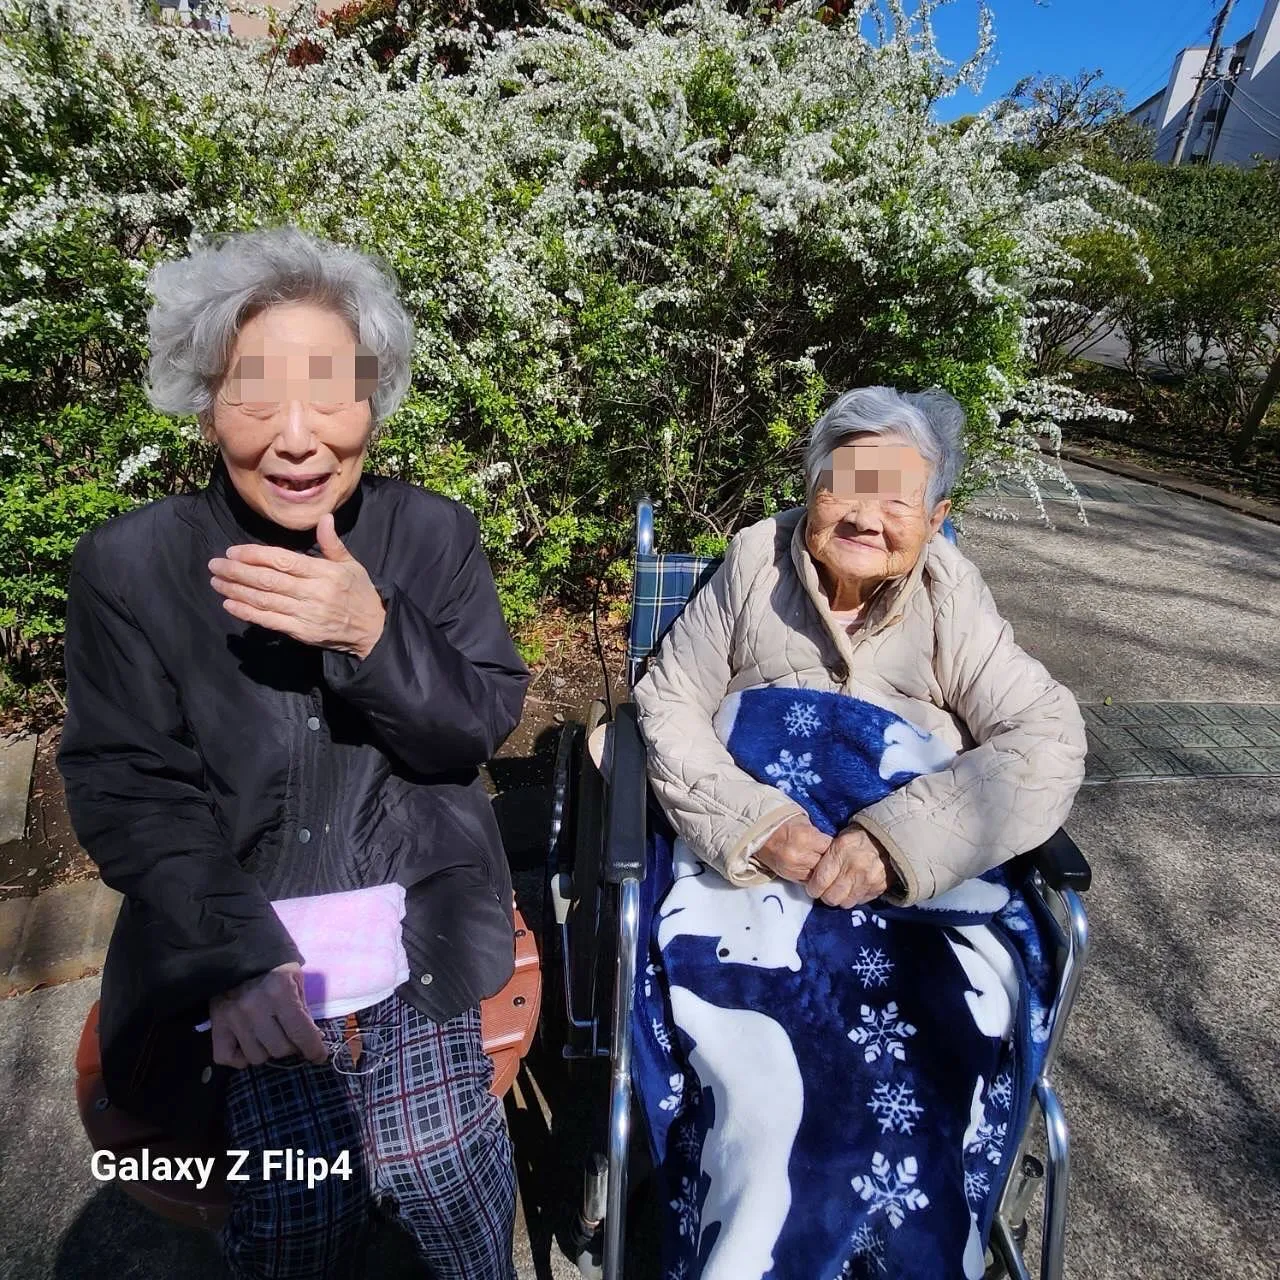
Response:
[658,1072,686,1113]
[850,908,888,930]
[673,1124,703,1163]
[964,1168,990,1206]
[669,1175,698,1240]
[866,1081,924,1134]
[988,1072,1013,1111]
[765,748,822,798]
[851,1152,930,1228]
[845,1222,887,1275]
[1030,1004,1051,1044]
[783,701,822,738]
[652,1017,672,1054]
[966,1119,1007,1166]
[850,946,894,988]
[848,1001,917,1065]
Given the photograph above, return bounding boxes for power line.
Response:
[1219,93,1280,141]
[1122,0,1218,103]
[1227,84,1280,129]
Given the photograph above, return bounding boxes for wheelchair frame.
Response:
[547,498,1092,1280]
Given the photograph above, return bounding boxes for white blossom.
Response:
[115,443,163,487]
[0,0,1139,535]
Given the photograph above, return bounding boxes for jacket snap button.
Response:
[297,828,311,844]
[200,1067,213,1084]
[307,716,321,731]
[419,973,433,986]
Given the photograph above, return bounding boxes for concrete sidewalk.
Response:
[1,457,1277,1278]
[960,462,1280,1280]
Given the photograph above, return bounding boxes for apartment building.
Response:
[1128,0,1280,166]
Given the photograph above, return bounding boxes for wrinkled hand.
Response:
[806,826,894,909]
[754,817,831,885]
[210,514,386,659]
[209,962,327,1069]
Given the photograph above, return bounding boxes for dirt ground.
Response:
[0,609,627,902]
[1063,425,1280,502]
[1066,366,1280,503]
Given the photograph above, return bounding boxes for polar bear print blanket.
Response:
[633,687,1056,1280]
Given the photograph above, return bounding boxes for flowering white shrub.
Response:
[0,0,1140,678]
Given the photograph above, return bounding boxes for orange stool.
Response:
[75,909,541,1232]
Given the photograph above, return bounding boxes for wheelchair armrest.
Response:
[603,703,648,884]
[1028,827,1092,893]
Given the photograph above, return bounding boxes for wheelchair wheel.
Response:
[540,697,610,1064]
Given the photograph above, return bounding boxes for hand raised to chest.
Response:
[210,513,386,660]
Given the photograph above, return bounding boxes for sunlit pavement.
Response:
[960,461,1279,1279]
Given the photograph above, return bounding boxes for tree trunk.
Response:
[1232,342,1280,465]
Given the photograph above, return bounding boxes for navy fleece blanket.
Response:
[634,687,1055,1280]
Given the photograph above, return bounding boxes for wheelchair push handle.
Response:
[635,496,655,557]
[603,703,648,884]
[1028,827,1092,893]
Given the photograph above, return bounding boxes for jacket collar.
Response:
[204,454,365,554]
[789,510,929,661]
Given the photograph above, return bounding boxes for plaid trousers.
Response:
[220,996,516,1280]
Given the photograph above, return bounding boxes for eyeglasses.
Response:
[263,1017,399,1077]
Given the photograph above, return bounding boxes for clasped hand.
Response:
[755,817,893,909]
[209,513,385,659]
[209,963,328,1068]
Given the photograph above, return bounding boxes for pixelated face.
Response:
[806,433,949,585]
[210,302,376,531]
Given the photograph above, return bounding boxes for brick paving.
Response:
[1081,701,1280,783]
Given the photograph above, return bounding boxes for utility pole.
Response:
[1172,0,1237,165]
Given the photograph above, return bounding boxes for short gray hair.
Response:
[804,386,967,510]
[145,226,415,432]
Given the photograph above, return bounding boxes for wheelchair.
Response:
[545,498,1093,1280]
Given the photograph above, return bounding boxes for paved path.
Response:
[1,457,1277,1278]
[960,460,1280,1280]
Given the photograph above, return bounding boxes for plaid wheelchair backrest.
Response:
[627,553,721,689]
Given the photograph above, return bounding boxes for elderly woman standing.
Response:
[635,384,1086,916]
[56,228,527,1279]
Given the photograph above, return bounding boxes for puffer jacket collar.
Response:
[789,510,930,667]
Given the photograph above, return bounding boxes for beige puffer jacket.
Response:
[632,508,1087,905]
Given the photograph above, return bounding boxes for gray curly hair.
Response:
[804,386,967,511]
[145,226,415,434]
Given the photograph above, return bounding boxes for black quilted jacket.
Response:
[57,458,529,1137]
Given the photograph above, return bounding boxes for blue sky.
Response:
[928,0,1262,120]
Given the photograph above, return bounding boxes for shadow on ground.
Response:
[51,1184,437,1279]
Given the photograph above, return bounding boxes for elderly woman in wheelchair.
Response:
[618,386,1088,1280]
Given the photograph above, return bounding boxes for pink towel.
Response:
[194,883,410,1030]
[274,883,411,1020]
